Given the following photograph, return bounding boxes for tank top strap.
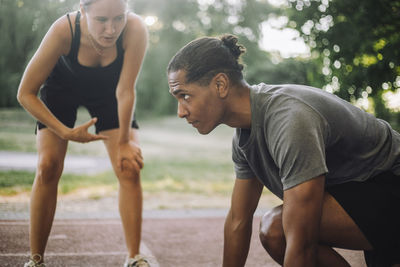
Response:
[66,13,73,36]
[68,11,81,60]
[116,30,124,56]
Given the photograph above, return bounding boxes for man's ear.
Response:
[213,73,229,98]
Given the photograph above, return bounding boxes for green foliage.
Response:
[0,0,317,117]
[9,0,393,119]
[0,159,234,196]
[0,109,237,196]
[0,0,75,107]
[132,0,281,117]
[284,0,400,119]
[0,170,33,188]
[0,157,234,196]
[0,170,118,195]
[0,108,37,152]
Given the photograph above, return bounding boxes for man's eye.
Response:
[97,18,107,23]
[183,95,190,100]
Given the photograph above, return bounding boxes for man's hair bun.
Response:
[167,34,247,85]
[220,34,246,60]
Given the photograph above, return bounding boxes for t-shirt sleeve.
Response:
[232,134,255,179]
[266,98,329,190]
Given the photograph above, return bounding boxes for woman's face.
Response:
[83,0,127,47]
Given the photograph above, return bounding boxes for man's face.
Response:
[168,70,223,135]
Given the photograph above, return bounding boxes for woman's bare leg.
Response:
[102,128,143,257]
[29,129,68,262]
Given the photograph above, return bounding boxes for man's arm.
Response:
[282,175,325,267]
[223,178,263,267]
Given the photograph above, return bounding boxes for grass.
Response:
[0,108,239,198]
[0,159,235,196]
[0,170,118,195]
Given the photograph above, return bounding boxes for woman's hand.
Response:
[64,118,108,143]
[117,140,144,173]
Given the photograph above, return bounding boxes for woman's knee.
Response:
[36,156,64,185]
[259,205,285,248]
[116,166,141,186]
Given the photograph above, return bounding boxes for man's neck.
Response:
[223,83,252,129]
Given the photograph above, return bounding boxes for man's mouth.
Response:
[188,120,199,126]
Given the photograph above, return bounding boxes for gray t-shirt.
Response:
[232,83,400,199]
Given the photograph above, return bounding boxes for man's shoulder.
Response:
[251,84,322,118]
[251,83,318,107]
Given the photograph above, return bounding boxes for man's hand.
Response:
[64,118,108,143]
[117,140,144,173]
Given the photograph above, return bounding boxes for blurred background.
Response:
[0,0,399,212]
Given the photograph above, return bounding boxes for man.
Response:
[167,34,400,267]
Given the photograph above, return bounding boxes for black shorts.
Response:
[327,171,400,266]
[37,85,139,134]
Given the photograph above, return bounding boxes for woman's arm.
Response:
[17,14,107,142]
[17,16,71,137]
[115,13,148,171]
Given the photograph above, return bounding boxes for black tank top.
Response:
[43,11,125,105]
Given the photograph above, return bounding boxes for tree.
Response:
[133,0,314,117]
[284,0,400,121]
[0,0,74,107]
[132,0,277,117]
[0,0,320,118]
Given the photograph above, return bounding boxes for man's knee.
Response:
[259,205,284,249]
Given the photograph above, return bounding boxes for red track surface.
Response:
[0,216,366,266]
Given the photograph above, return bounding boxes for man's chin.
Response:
[197,129,209,135]
[196,125,217,135]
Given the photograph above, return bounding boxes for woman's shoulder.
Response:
[122,12,148,48]
[51,12,78,37]
[125,12,147,34]
[46,12,77,53]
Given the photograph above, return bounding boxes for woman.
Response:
[17,0,149,266]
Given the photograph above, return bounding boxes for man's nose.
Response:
[177,102,188,118]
